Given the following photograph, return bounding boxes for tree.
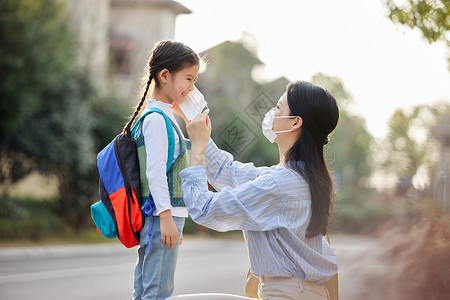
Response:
[0,0,75,131]
[384,0,450,66]
[376,102,450,190]
[0,0,76,188]
[0,0,130,231]
[311,73,374,204]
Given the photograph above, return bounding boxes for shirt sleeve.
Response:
[142,113,172,215]
[205,139,272,191]
[179,165,283,232]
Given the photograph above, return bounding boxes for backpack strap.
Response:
[130,108,177,255]
[130,108,175,173]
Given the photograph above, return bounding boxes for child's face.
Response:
[167,64,200,105]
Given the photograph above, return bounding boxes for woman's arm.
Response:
[204,139,271,191]
[179,165,285,232]
[186,111,271,191]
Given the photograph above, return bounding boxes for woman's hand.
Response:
[186,109,211,166]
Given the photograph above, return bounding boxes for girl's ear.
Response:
[158,69,170,84]
[292,116,303,130]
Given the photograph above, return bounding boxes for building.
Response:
[64,0,110,94]
[64,0,191,100]
[109,0,191,101]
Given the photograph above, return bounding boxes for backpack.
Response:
[90,108,175,248]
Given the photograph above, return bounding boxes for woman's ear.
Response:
[158,69,170,84]
[292,116,303,130]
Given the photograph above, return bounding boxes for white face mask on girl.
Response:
[262,107,298,143]
[179,86,208,120]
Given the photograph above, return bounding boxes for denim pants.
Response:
[133,215,185,300]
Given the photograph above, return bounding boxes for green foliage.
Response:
[385,0,449,43]
[0,196,61,240]
[51,93,129,231]
[0,0,76,131]
[91,96,132,154]
[0,0,131,232]
[384,0,450,67]
[332,199,394,234]
[0,0,77,187]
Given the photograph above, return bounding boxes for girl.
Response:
[125,40,199,300]
[180,81,339,300]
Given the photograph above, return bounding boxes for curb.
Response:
[0,243,134,261]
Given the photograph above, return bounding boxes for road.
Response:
[0,235,389,300]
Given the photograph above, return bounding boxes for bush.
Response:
[0,196,61,240]
[331,199,394,234]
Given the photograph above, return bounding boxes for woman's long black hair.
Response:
[123,40,199,138]
[285,81,339,238]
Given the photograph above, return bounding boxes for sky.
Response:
[174,0,450,140]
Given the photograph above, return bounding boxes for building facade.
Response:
[64,0,190,100]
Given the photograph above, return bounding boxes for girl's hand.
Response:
[186,109,211,166]
[159,210,179,248]
[172,103,190,124]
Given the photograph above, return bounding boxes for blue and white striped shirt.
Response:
[179,139,337,284]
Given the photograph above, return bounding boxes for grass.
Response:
[0,229,119,248]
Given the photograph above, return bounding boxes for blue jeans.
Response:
[133,216,185,300]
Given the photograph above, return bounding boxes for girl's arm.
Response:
[142,114,179,248]
[204,139,272,191]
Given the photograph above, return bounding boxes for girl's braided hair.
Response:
[123,40,199,138]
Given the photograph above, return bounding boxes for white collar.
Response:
[145,99,174,118]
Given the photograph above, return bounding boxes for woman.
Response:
[179,81,339,299]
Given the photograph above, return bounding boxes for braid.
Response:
[123,74,153,138]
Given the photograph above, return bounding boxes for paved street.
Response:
[0,238,249,300]
[0,235,389,300]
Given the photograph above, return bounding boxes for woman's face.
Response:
[272,92,293,132]
[166,63,200,105]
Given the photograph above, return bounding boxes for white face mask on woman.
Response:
[262,107,299,143]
